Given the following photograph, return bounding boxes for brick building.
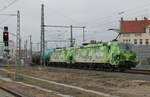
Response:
[119,18,150,45]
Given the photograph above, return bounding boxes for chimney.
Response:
[121,17,123,21]
[144,17,148,20]
[90,40,96,44]
[4,26,8,32]
[135,17,138,21]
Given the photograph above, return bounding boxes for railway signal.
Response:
[3,26,9,46]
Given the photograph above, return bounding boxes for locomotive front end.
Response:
[108,42,138,71]
[117,43,138,69]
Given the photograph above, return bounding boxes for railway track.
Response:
[0,86,32,97]
[0,65,17,67]
[45,65,150,75]
[126,69,150,75]
[1,64,150,76]
[46,66,150,75]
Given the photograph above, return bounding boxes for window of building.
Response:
[146,39,149,45]
[134,39,137,44]
[139,39,143,44]
[123,39,131,43]
[123,34,130,37]
[135,33,142,37]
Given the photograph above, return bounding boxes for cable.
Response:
[45,1,150,45]
[85,5,150,39]
[46,7,83,25]
[85,1,150,25]
[0,0,19,12]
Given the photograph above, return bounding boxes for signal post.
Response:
[3,26,10,60]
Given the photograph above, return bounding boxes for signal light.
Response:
[3,26,9,46]
[3,32,9,42]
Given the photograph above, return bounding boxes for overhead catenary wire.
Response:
[81,2,150,35]
[0,0,19,12]
[40,0,150,45]
[86,1,150,25]
[85,6,150,40]
[46,7,82,25]
[0,0,148,47]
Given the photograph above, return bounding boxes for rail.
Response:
[0,86,33,97]
[126,69,150,75]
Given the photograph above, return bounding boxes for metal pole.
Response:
[16,10,21,65]
[83,27,85,42]
[70,25,73,47]
[37,42,40,51]
[41,4,45,66]
[15,10,22,80]
[40,4,43,66]
[30,35,32,59]
[19,38,21,58]
[25,40,27,60]
[45,41,47,50]
[43,4,46,67]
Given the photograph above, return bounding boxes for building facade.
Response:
[119,18,150,45]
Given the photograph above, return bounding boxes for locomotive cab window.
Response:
[119,43,133,51]
[108,46,111,52]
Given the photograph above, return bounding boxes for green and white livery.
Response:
[49,41,138,71]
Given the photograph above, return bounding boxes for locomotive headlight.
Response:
[116,55,121,59]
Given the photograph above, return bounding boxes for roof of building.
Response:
[120,19,150,33]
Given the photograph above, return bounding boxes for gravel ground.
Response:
[3,66,150,97]
[46,67,150,81]
[0,79,62,97]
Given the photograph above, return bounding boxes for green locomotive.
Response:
[49,41,138,71]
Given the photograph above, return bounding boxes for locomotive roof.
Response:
[53,41,132,51]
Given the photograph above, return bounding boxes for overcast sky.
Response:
[0,0,150,48]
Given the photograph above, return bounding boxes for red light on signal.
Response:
[4,33,8,36]
[3,32,9,42]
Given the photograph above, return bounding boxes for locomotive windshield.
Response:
[119,43,133,51]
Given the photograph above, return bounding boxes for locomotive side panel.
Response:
[74,47,90,63]
[74,44,108,63]
[50,49,66,62]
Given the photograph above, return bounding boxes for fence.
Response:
[133,45,150,65]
